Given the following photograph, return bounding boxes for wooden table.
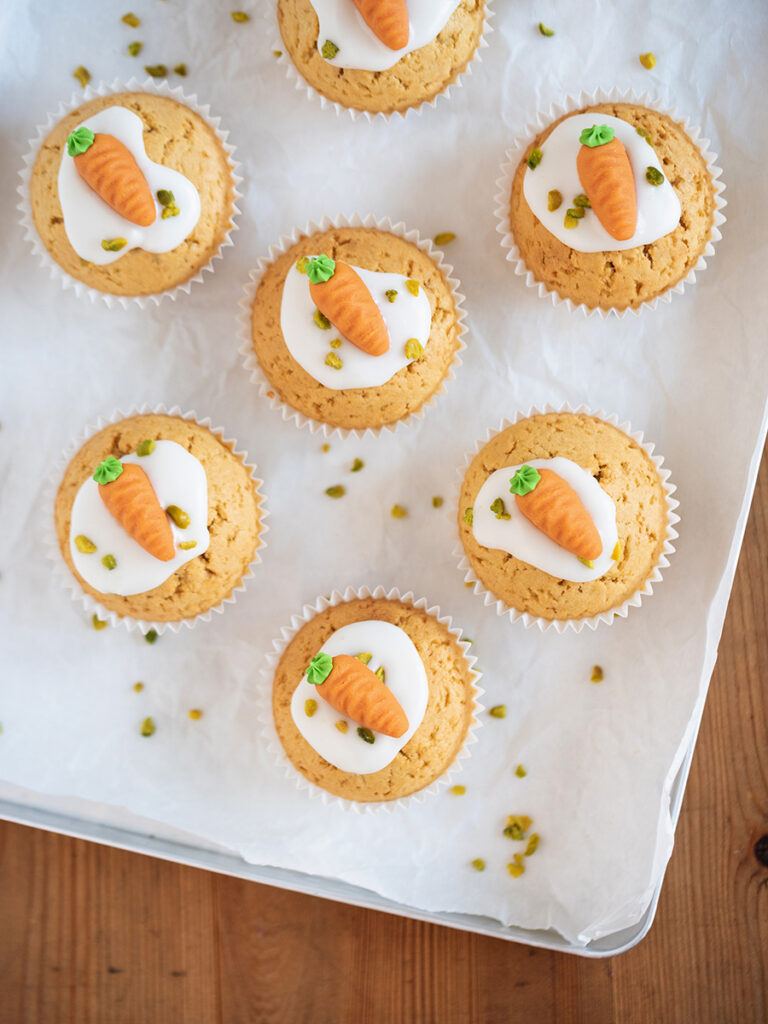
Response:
[2,447,766,1024]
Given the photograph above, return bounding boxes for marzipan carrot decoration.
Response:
[66,126,156,227]
[576,124,637,242]
[307,255,390,356]
[353,0,409,50]
[306,652,409,738]
[509,465,603,561]
[94,457,175,562]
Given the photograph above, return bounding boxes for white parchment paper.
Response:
[1,0,767,947]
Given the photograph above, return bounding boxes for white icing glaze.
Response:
[290,620,429,774]
[522,113,681,253]
[309,0,461,71]
[58,106,201,265]
[279,258,431,390]
[69,441,209,597]
[472,457,618,583]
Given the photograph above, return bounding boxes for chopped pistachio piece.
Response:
[463,507,473,526]
[471,858,486,872]
[144,64,168,77]
[273,49,283,57]
[161,203,180,218]
[489,705,507,719]
[504,823,525,840]
[133,682,144,693]
[321,443,330,453]
[564,213,580,229]
[314,309,331,329]
[490,497,511,520]
[351,458,364,472]
[538,22,555,36]
[524,833,540,857]
[179,540,197,551]
[325,352,343,370]
[157,189,176,207]
[136,438,155,456]
[357,727,375,744]
[432,496,443,508]
[591,665,604,683]
[527,147,542,170]
[231,11,250,22]
[128,41,143,57]
[335,720,348,733]
[321,39,339,59]
[636,126,653,145]
[507,814,532,833]
[578,556,594,569]
[547,189,562,212]
[404,338,423,360]
[433,231,456,246]
[173,63,188,77]
[188,708,203,720]
[639,51,657,70]
[101,554,117,571]
[296,256,309,274]
[374,666,386,683]
[507,856,525,878]
[101,238,128,251]
[573,193,591,208]
[355,652,373,665]
[646,166,665,186]
[144,629,158,645]
[450,785,466,796]
[74,534,97,554]
[166,504,190,529]
[329,338,341,349]
[385,289,398,303]
[611,540,622,562]
[325,484,345,498]
[515,764,527,778]
[304,699,317,718]
[122,12,140,27]
[140,717,155,737]
[390,504,406,518]
[92,614,108,631]
[566,206,585,219]
[73,66,91,88]
[405,279,419,296]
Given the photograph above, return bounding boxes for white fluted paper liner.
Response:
[237,212,468,440]
[268,1,494,123]
[455,404,680,633]
[17,77,242,309]
[46,404,268,636]
[493,86,727,319]
[258,585,484,814]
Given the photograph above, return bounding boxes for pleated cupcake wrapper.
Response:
[493,86,727,319]
[258,585,484,814]
[454,403,680,633]
[46,404,269,636]
[237,212,468,440]
[269,1,495,123]
[18,77,242,309]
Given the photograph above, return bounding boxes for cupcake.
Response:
[245,219,465,434]
[276,0,489,117]
[270,590,481,803]
[458,410,678,629]
[501,99,723,313]
[26,88,238,301]
[54,411,265,630]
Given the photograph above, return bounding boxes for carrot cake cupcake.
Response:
[271,594,479,802]
[506,102,719,311]
[458,411,676,625]
[55,413,263,625]
[28,91,236,298]
[276,0,487,116]
[249,223,463,432]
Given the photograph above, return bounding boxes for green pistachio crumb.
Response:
[273,49,283,57]
[564,213,579,229]
[321,39,339,59]
[161,203,180,218]
[128,41,143,57]
[639,51,657,70]
[503,824,525,841]
[566,206,585,219]
[144,64,168,77]
[179,540,197,550]
[133,682,144,693]
[547,189,562,212]
[351,458,364,472]
[450,785,466,796]
[507,856,525,878]
[646,166,665,186]
[75,534,97,554]
[92,614,108,631]
[73,66,91,88]
[524,833,540,857]
[432,496,443,508]
[355,653,373,665]
[329,338,342,349]
[573,193,591,208]
[231,11,250,22]
[471,858,486,872]
[166,505,190,529]
[314,309,331,329]
[591,665,604,683]
[385,289,398,303]
[507,814,532,833]
[101,554,117,571]
[304,699,317,718]
[122,12,140,27]
[538,22,554,36]
[489,705,507,719]
[374,666,386,683]
[144,629,158,645]
[527,147,542,170]
[405,279,420,296]
[335,720,348,733]
[636,126,653,145]
[188,708,203,720]
[324,352,343,370]
[515,764,527,778]
[463,507,474,526]
[173,63,187,76]
[578,556,594,569]
[101,238,128,252]
[390,504,406,519]
[611,540,623,561]
[157,189,175,207]
[490,497,511,520]
[325,484,345,498]
[140,716,155,737]
[321,443,330,453]
[296,256,309,274]
[404,338,424,360]
[357,727,375,744]
[433,232,456,246]
[136,438,155,456]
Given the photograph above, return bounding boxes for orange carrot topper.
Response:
[66,127,156,228]
[307,255,390,356]
[306,652,409,738]
[576,124,637,242]
[353,0,409,50]
[509,465,602,562]
[94,457,175,562]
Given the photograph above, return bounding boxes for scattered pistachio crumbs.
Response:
[145,629,158,645]
[174,63,188,77]
[325,484,345,498]
[133,682,144,693]
[639,51,657,70]
[179,540,197,550]
[374,666,386,683]
[102,554,117,570]
[611,541,622,561]
[73,66,91,88]
[355,653,373,665]
[463,507,473,526]
[122,13,140,27]
[144,64,168,77]
[547,189,562,212]
[433,232,456,246]
[166,505,190,529]
[524,833,540,857]
[351,458,364,472]
[564,213,580,229]
[636,126,653,145]
[404,338,423,360]
[357,727,375,744]
[573,193,591,208]
[321,443,330,453]
[566,206,585,220]
[471,858,485,872]
[273,50,283,57]
[432,496,443,508]
[390,504,406,518]
[329,338,341,349]
[450,785,466,796]
[305,699,317,717]
[578,556,595,569]
[136,438,155,456]
[157,189,180,218]
[490,497,510,520]
[527,147,542,170]
[489,705,507,719]
[314,309,331,329]
[405,279,420,296]
[102,238,128,252]
[231,11,250,22]
[515,764,527,778]
[538,22,554,36]
[335,720,348,734]
[140,717,155,737]
[321,40,339,59]
[646,166,665,186]
[128,41,143,57]
[507,855,525,878]
[75,534,97,554]
[591,665,604,683]
[92,614,107,631]
[189,709,203,720]
[503,815,532,840]
[385,289,398,302]
[296,256,309,274]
